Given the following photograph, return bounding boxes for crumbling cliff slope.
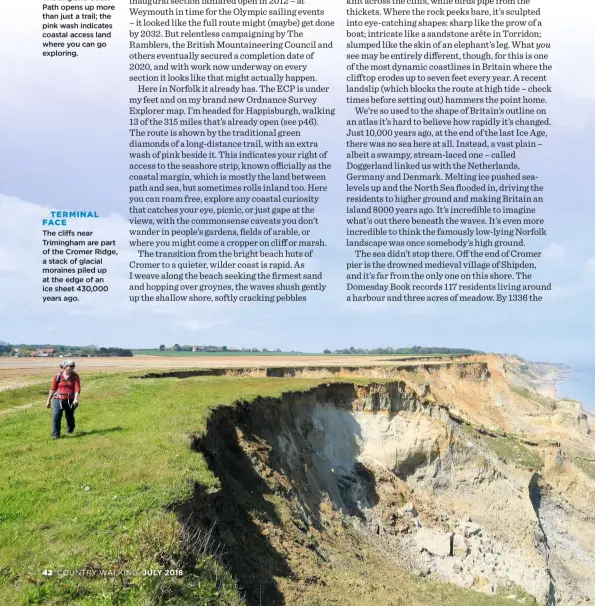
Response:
[176,356,593,605]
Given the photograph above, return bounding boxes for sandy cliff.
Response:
[174,355,594,605]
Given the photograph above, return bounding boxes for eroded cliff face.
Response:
[173,357,595,605]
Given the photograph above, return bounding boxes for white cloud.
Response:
[342,300,390,313]
[546,286,579,300]
[0,193,233,333]
[0,193,126,310]
[341,299,436,316]
[176,319,230,332]
[0,246,11,272]
[542,243,566,263]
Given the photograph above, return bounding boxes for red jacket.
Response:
[51,372,81,400]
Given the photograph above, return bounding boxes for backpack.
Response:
[55,372,77,396]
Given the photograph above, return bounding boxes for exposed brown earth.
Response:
[171,356,590,605]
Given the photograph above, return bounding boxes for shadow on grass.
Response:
[67,427,124,438]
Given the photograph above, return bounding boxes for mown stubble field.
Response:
[0,354,458,392]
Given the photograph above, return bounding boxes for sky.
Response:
[0,1,593,365]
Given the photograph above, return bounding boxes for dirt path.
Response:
[0,403,35,416]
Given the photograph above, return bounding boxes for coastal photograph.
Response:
[1,346,594,605]
[2,0,594,604]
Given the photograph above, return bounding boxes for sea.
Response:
[557,365,595,414]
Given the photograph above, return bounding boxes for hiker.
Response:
[46,360,81,439]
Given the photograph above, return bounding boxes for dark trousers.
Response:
[52,398,76,438]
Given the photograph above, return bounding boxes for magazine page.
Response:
[1,0,593,603]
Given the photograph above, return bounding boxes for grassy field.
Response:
[131,351,316,357]
[131,351,471,358]
[131,351,458,359]
[0,354,469,396]
[1,372,533,605]
[0,374,115,413]
[1,374,336,605]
